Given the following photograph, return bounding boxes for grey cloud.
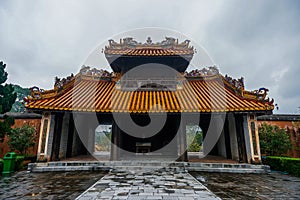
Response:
[0,0,299,113]
[199,0,300,113]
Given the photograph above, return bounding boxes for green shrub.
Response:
[24,154,37,163]
[266,156,300,176]
[0,158,3,172]
[8,124,36,155]
[14,155,25,171]
[186,126,203,152]
[259,123,292,156]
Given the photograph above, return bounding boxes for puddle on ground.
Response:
[0,171,105,200]
[191,171,300,199]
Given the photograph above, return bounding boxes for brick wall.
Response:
[0,114,41,158]
[257,117,300,158]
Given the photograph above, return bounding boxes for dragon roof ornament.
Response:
[78,65,114,79]
[223,74,273,104]
[105,37,194,50]
[54,73,74,90]
[185,66,219,77]
[224,74,244,90]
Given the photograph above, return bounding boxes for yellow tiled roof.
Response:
[25,77,274,113]
[104,48,194,56]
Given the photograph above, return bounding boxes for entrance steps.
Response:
[28,161,270,174]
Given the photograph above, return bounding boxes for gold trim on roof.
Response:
[104,37,194,56]
[25,67,274,113]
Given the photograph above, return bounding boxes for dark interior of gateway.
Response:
[49,112,249,162]
[107,55,192,74]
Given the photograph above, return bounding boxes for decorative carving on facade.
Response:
[224,74,244,90]
[105,37,194,50]
[252,87,274,103]
[26,86,59,101]
[26,66,115,101]
[223,75,274,104]
[185,66,219,77]
[241,87,273,103]
[254,88,269,99]
[79,65,113,79]
[116,78,179,91]
[54,73,74,89]
[29,86,44,99]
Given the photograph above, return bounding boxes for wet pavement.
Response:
[77,170,220,200]
[1,170,299,199]
[0,171,105,200]
[191,171,300,199]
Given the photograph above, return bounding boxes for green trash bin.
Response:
[2,152,16,176]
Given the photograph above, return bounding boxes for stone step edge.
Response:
[31,166,186,173]
[186,168,269,173]
[34,161,268,167]
[28,163,270,173]
[31,168,268,174]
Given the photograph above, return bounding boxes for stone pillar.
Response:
[37,112,52,161]
[242,114,254,163]
[247,114,261,163]
[227,113,239,161]
[43,114,55,161]
[66,114,74,158]
[58,112,70,160]
[87,127,95,155]
[111,121,119,160]
[86,115,99,155]
[50,113,64,161]
[178,119,187,162]
[71,128,81,157]
[240,114,262,164]
[217,128,227,158]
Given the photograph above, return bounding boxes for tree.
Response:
[8,124,36,155]
[95,125,112,152]
[0,61,17,113]
[186,125,203,152]
[259,123,292,156]
[8,124,36,154]
[95,131,112,151]
[0,115,15,142]
[10,84,30,113]
[0,61,17,141]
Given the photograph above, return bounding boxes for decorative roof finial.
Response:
[146,37,152,44]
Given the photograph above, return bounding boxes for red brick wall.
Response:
[257,121,300,158]
[0,118,41,158]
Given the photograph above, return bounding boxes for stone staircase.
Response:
[28,161,270,174]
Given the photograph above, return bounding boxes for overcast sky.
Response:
[0,0,299,114]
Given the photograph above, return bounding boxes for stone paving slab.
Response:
[76,170,220,200]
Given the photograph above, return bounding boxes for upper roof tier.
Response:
[104,37,194,73]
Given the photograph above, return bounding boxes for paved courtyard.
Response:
[76,169,220,200]
[1,168,299,199]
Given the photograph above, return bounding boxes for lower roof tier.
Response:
[25,77,274,113]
